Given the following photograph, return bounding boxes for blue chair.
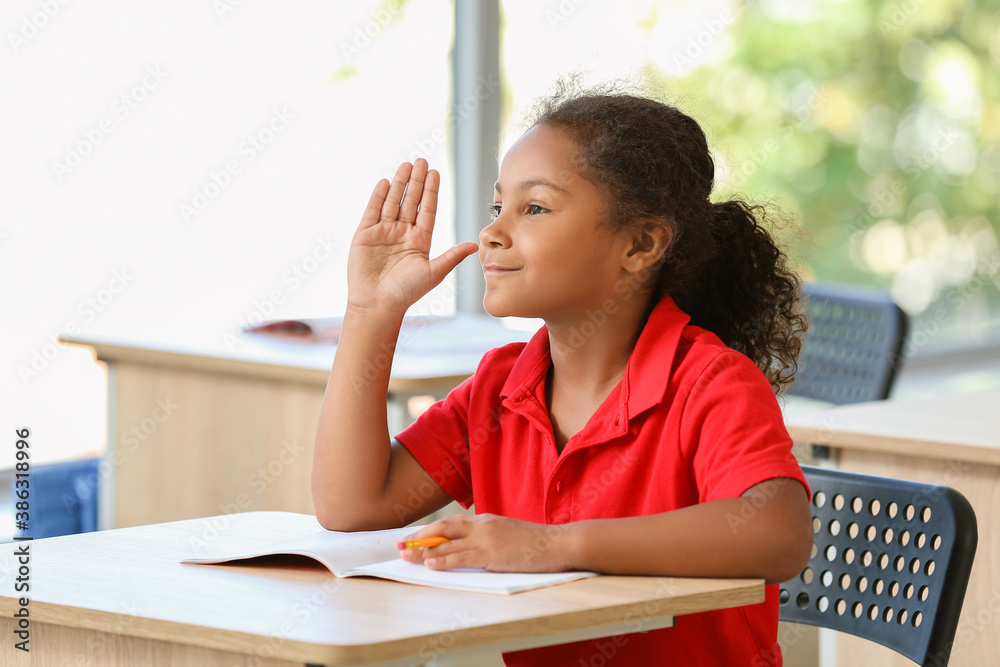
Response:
[780,465,978,666]
[791,282,908,405]
[11,458,100,539]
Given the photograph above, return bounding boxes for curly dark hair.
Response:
[528,87,807,394]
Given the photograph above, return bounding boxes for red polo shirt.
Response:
[396,296,808,666]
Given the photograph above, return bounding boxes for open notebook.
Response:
[182,525,597,595]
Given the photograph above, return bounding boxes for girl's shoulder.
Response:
[675,323,771,391]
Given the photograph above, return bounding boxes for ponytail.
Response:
[664,198,807,394]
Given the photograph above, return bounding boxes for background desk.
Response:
[0,511,763,666]
[784,388,999,667]
[61,317,533,530]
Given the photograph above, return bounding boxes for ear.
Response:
[622,221,672,274]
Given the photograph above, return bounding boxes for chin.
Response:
[482,302,509,318]
[482,296,521,319]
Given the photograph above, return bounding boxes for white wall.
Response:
[1,0,456,465]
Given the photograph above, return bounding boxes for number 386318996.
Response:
[14,428,30,532]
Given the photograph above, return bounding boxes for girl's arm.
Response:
[399,477,813,585]
[312,159,478,531]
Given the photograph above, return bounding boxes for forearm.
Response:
[561,481,812,585]
[311,159,478,530]
[312,305,403,529]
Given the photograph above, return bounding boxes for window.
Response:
[2,0,455,463]
[499,0,1000,353]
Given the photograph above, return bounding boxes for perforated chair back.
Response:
[780,465,977,667]
[792,282,907,404]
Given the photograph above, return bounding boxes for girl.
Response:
[312,90,813,666]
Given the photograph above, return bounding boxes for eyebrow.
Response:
[494,178,569,195]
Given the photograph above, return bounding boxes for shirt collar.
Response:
[500,296,692,421]
[620,295,690,419]
[500,325,551,402]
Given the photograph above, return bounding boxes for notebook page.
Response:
[351,559,598,595]
[184,526,413,575]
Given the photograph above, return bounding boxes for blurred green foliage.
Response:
[634,0,999,321]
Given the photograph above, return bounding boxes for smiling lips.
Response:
[483,264,520,274]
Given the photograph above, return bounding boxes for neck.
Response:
[544,293,656,397]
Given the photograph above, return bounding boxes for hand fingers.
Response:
[398,159,428,225]
[398,515,476,552]
[399,521,479,568]
[399,542,473,568]
[380,162,413,221]
[402,514,475,542]
[413,168,439,230]
[416,516,500,570]
[398,516,469,563]
[427,242,480,287]
[423,547,482,571]
[358,179,390,230]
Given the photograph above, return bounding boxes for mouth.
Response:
[483,264,521,275]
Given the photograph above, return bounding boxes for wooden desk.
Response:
[784,388,999,667]
[0,512,763,666]
[59,317,532,530]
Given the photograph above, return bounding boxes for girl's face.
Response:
[480,124,634,322]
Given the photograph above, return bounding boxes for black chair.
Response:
[791,282,908,405]
[780,465,978,667]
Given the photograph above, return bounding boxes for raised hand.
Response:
[347,159,479,315]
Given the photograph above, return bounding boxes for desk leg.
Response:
[0,619,300,666]
[833,449,1000,667]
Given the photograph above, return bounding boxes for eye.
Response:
[527,204,549,215]
[488,203,501,220]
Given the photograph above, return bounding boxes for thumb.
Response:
[427,242,479,286]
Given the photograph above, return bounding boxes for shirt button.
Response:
[555,482,562,492]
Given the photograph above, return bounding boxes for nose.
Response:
[479,214,509,249]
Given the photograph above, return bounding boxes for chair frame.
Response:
[779,465,977,667]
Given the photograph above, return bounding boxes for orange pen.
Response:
[397,537,451,550]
